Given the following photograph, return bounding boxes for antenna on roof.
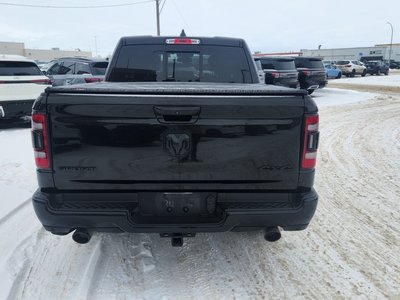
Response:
[180,29,186,37]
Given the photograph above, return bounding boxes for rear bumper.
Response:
[326,71,341,78]
[0,100,34,119]
[301,76,327,90]
[264,74,298,88]
[32,188,318,235]
[274,78,299,89]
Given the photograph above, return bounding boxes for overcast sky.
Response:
[0,0,398,57]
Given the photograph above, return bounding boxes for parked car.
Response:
[254,57,298,88]
[389,61,400,69]
[364,61,389,75]
[325,64,342,79]
[294,57,327,94]
[0,55,51,120]
[38,62,52,72]
[35,60,50,71]
[323,60,337,66]
[336,60,367,77]
[44,57,109,86]
[31,35,319,247]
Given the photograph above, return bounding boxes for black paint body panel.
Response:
[46,90,306,191]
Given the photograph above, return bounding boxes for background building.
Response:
[0,41,92,62]
[300,44,400,62]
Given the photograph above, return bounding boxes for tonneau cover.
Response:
[46,82,307,96]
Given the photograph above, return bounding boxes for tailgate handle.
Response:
[154,106,201,123]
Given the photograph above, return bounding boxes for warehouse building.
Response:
[0,41,92,62]
[300,44,400,62]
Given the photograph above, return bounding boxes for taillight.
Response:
[30,79,52,85]
[84,77,103,83]
[271,72,280,78]
[31,113,50,169]
[301,114,319,169]
[303,69,311,76]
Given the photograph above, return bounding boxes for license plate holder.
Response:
[139,192,216,216]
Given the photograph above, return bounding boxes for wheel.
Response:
[336,72,342,79]
[351,69,356,77]
[376,69,381,76]
[385,70,389,75]
[361,69,367,77]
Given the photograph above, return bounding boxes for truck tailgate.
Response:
[47,85,305,191]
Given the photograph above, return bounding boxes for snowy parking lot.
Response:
[0,80,399,299]
[334,72,400,87]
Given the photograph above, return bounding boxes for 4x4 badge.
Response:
[164,133,191,158]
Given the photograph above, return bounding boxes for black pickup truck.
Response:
[31,36,319,246]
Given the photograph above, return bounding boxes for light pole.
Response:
[387,22,393,66]
[94,36,98,57]
[156,0,160,36]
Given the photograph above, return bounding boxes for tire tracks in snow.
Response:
[0,198,30,226]
[0,201,42,300]
[315,93,400,298]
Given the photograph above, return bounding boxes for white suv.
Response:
[0,55,51,120]
[336,60,367,77]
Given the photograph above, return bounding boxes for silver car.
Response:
[44,57,108,86]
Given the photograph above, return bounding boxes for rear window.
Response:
[91,62,108,75]
[295,59,324,69]
[336,61,350,65]
[259,59,295,70]
[108,45,252,83]
[0,61,42,76]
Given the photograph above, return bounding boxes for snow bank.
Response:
[312,88,376,108]
[333,74,400,87]
[0,128,36,219]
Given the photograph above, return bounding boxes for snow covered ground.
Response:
[0,86,399,299]
[312,88,376,108]
[333,73,400,87]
